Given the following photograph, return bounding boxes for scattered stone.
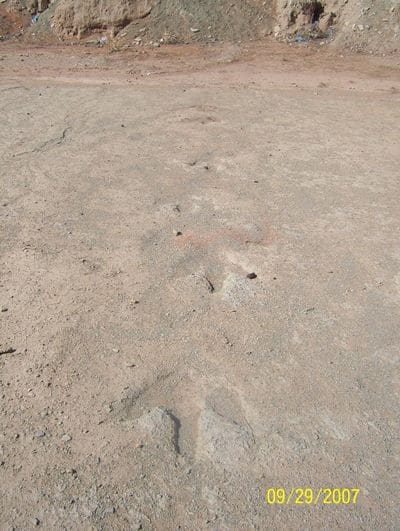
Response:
[246,272,257,279]
[222,273,255,307]
[35,430,46,438]
[33,518,40,526]
[173,230,183,236]
[196,407,254,468]
[136,407,179,453]
[61,434,72,443]
[1,306,8,312]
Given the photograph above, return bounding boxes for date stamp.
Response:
[266,488,360,506]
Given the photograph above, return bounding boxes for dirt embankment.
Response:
[1,1,399,53]
[276,1,400,53]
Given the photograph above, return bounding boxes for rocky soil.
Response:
[0,0,399,54]
[0,40,399,529]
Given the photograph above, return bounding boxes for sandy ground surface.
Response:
[1,41,400,530]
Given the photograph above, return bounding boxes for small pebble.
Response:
[246,272,257,279]
[1,306,8,312]
[173,230,183,236]
[61,434,72,442]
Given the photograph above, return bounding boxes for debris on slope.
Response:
[335,1,400,54]
[32,0,276,43]
[0,0,30,40]
[274,0,400,53]
[51,0,154,38]
[0,0,398,54]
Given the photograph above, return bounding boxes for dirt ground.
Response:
[1,41,400,530]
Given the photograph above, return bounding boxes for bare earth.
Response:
[1,41,400,530]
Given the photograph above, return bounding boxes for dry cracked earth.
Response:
[0,42,400,529]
